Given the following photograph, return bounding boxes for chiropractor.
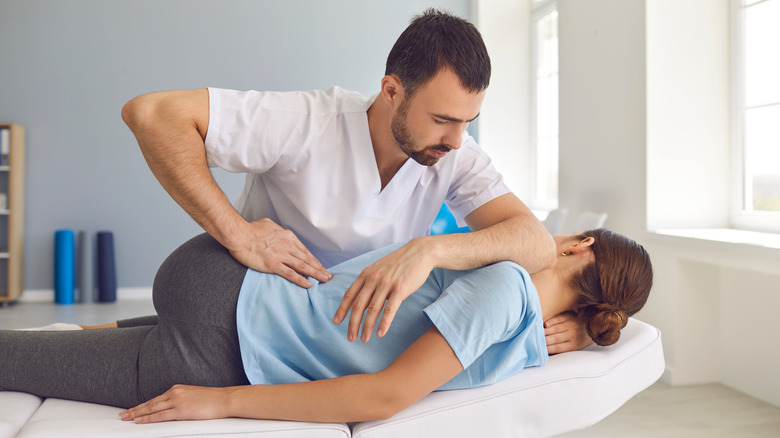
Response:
[122,9,590,353]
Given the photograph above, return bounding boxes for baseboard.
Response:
[19,288,152,303]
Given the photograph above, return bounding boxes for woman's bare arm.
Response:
[120,327,463,423]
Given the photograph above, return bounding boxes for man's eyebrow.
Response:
[431,112,481,123]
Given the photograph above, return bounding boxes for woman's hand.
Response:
[544,313,594,354]
[120,384,234,424]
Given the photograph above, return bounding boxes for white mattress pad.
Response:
[6,318,663,438]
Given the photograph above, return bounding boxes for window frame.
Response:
[730,0,780,233]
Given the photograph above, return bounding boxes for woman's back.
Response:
[236,242,549,390]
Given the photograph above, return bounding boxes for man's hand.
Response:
[120,384,233,424]
[230,218,331,289]
[544,312,593,354]
[333,238,434,343]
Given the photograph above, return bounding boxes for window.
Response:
[732,0,780,232]
[530,0,559,210]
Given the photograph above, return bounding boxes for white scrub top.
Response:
[205,87,509,268]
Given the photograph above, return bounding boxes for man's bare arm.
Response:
[122,89,330,287]
[334,193,557,342]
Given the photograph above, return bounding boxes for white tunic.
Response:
[205,86,509,268]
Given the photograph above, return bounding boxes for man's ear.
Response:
[380,74,405,108]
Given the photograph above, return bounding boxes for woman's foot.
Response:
[80,322,119,330]
[17,322,83,331]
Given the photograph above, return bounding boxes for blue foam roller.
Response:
[54,229,75,305]
[97,231,117,303]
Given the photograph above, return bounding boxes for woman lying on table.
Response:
[0,229,652,424]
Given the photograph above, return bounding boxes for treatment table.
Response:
[0,318,663,438]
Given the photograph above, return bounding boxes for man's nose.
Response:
[443,125,465,150]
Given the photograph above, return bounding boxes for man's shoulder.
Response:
[209,86,374,115]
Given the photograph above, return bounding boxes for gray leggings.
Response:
[0,233,251,408]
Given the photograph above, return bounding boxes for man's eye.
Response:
[434,119,448,125]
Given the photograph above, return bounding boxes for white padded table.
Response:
[352,317,664,437]
[4,318,662,438]
[0,393,42,438]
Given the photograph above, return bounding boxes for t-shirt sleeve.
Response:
[204,88,321,174]
[444,134,511,227]
[423,262,529,369]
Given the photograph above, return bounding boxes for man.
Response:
[122,9,589,353]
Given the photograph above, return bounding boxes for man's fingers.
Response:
[274,264,313,289]
[376,297,400,338]
[333,279,363,325]
[290,243,331,282]
[347,292,369,342]
[360,285,392,342]
[347,275,381,342]
[283,253,331,285]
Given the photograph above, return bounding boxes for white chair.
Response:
[571,211,608,232]
[542,208,568,235]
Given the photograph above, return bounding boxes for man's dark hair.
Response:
[385,8,491,98]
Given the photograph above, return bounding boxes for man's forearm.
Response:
[122,90,248,251]
[424,213,556,274]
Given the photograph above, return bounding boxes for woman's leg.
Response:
[0,326,152,408]
[0,233,250,408]
[136,233,251,402]
[117,315,159,327]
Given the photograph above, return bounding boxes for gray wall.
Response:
[0,0,471,290]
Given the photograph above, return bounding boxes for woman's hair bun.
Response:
[582,304,627,346]
[570,228,653,347]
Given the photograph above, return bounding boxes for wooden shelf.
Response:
[0,123,25,302]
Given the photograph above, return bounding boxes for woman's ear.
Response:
[565,237,595,255]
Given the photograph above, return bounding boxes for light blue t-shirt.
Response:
[236,243,548,391]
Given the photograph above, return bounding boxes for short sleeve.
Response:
[423,262,529,369]
[444,135,511,227]
[204,88,326,174]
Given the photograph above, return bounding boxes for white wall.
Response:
[475,0,532,198]
[646,0,731,230]
[480,0,780,407]
[557,0,647,237]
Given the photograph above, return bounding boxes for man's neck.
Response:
[367,96,408,190]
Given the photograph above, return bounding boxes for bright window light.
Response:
[531,2,559,210]
[734,0,780,230]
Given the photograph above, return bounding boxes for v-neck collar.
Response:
[357,99,425,199]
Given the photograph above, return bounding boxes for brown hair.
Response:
[570,229,653,346]
[385,8,491,98]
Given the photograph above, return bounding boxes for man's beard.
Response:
[391,100,451,166]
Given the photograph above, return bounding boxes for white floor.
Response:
[557,381,780,437]
[0,299,156,329]
[2,300,780,436]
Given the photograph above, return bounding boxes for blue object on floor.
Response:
[430,204,471,235]
[78,230,95,303]
[97,231,117,303]
[54,229,75,305]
